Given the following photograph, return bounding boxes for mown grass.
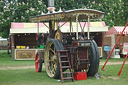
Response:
[0,52,34,67]
[0,65,128,85]
[0,50,7,52]
[100,58,125,62]
[0,51,125,68]
[0,52,128,85]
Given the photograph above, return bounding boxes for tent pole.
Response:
[123,35,124,44]
[101,22,128,70]
[11,34,15,60]
[119,35,120,46]
[118,53,128,76]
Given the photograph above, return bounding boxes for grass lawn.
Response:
[100,58,125,62]
[0,52,34,68]
[0,52,128,85]
[0,50,8,53]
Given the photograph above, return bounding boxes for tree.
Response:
[85,0,126,27]
[0,0,46,38]
[122,0,128,24]
[43,0,88,11]
[0,0,127,38]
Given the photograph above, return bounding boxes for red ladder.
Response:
[57,50,74,83]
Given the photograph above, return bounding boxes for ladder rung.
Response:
[62,66,70,68]
[58,50,74,83]
[61,61,69,63]
[57,50,68,52]
[60,56,67,57]
[62,72,72,74]
[63,77,73,80]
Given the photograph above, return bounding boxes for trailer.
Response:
[30,1,105,82]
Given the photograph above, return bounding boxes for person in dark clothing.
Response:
[37,33,44,47]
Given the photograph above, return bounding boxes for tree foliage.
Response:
[0,0,46,38]
[88,0,127,27]
[0,0,128,38]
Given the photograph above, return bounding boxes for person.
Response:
[37,33,44,47]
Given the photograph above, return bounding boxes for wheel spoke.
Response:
[37,60,40,63]
[36,58,40,63]
[47,60,52,63]
[51,63,55,74]
[48,64,51,71]
[51,68,55,74]
[47,60,56,74]
[50,48,55,54]
[54,46,55,52]
[53,64,56,71]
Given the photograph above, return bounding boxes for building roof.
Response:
[105,26,128,34]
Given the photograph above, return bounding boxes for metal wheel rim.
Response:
[45,41,57,77]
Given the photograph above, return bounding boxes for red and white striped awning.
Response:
[105,26,128,34]
[10,21,108,34]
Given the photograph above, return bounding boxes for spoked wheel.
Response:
[44,39,64,78]
[35,51,42,72]
[87,39,99,76]
[54,29,63,41]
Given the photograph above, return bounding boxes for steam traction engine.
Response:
[30,4,104,82]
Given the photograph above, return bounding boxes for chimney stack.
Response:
[47,0,55,13]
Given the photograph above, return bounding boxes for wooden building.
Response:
[10,21,108,60]
[10,22,48,60]
[103,26,128,58]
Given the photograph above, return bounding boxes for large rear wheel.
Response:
[87,40,99,76]
[44,39,64,78]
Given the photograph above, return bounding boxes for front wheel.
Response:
[35,51,43,72]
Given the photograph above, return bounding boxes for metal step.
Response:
[57,50,68,52]
[61,61,69,63]
[63,77,74,80]
[62,72,72,74]
[60,55,67,57]
[62,66,70,68]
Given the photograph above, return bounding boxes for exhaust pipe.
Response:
[48,0,54,7]
[47,0,55,12]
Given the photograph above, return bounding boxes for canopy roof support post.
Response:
[56,21,59,29]
[88,14,90,40]
[70,21,72,35]
[76,14,79,40]
[37,21,40,35]
[49,20,55,38]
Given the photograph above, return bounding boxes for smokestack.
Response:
[47,0,55,13]
[48,0,54,7]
